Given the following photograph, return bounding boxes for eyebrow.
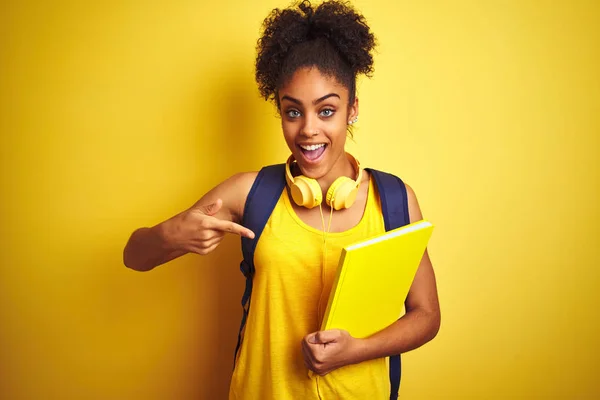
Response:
[280,93,340,106]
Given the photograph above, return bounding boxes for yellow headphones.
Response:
[285,153,363,210]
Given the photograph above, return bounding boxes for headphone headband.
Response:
[285,152,363,210]
[285,153,361,182]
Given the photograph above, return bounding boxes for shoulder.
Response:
[221,171,260,222]
[404,182,424,223]
[224,163,288,222]
[216,170,259,197]
[228,171,260,190]
[193,171,259,226]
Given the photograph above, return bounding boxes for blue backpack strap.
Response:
[233,163,286,368]
[366,168,410,400]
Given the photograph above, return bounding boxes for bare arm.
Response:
[354,183,441,359]
[123,172,258,272]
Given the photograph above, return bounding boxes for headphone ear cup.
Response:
[326,177,359,210]
[290,176,322,208]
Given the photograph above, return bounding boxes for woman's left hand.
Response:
[301,329,365,376]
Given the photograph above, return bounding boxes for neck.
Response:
[316,152,356,198]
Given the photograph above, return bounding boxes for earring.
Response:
[348,116,358,125]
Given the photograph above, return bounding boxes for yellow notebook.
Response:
[320,219,434,338]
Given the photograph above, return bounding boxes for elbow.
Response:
[124,259,153,272]
[411,306,441,344]
[407,303,441,343]
[425,307,441,343]
[430,310,441,341]
[122,251,138,271]
[123,247,153,272]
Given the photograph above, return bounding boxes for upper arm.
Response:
[404,183,440,318]
[190,171,258,225]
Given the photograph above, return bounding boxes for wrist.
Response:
[349,336,373,365]
[352,335,385,365]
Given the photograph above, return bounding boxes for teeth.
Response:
[300,144,326,151]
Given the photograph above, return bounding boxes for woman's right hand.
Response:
[124,171,258,271]
[162,198,255,255]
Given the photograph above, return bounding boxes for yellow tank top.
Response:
[229,176,390,400]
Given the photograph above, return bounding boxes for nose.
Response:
[300,114,319,137]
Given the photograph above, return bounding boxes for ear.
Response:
[347,97,359,123]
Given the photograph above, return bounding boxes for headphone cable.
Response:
[315,200,335,400]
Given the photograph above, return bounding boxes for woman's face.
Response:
[278,67,358,181]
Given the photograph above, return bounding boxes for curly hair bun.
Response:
[255,0,376,104]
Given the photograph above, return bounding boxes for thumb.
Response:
[309,330,339,345]
[198,199,222,216]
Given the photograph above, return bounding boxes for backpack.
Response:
[233,163,410,400]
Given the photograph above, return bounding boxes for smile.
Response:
[298,143,327,162]
[299,143,326,151]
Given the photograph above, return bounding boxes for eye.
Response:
[319,108,335,118]
[286,109,301,118]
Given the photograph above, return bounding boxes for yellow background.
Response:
[1,0,598,398]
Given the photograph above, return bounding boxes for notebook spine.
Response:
[321,249,351,331]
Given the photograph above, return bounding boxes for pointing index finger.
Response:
[210,218,255,239]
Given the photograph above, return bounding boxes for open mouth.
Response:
[298,143,327,162]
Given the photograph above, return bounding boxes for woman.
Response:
[123,1,440,398]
